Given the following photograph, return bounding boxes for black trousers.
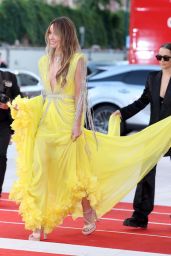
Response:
[132,166,157,222]
[0,124,11,194]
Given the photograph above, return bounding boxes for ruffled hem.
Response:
[10,176,102,233]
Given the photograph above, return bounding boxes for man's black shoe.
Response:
[123,217,148,228]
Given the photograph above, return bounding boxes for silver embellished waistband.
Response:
[41,90,74,100]
[38,90,75,127]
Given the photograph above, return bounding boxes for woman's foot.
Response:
[82,208,97,235]
[28,229,47,241]
[28,231,41,241]
[82,222,96,235]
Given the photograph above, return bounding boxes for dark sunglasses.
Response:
[155,54,171,61]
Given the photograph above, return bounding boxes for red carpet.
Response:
[0,249,71,256]
[0,193,171,255]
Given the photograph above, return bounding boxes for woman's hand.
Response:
[13,104,19,111]
[71,124,82,141]
[0,102,9,110]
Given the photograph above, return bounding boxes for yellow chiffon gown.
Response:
[9,52,171,234]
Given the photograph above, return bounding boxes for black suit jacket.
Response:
[120,70,171,156]
[0,70,21,127]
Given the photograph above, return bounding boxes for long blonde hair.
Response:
[45,16,80,87]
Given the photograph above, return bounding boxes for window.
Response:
[17,73,38,87]
[89,69,154,85]
[123,70,152,85]
[89,73,125,82]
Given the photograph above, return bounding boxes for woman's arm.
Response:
[72,57,86,141]
[119,75,151,120]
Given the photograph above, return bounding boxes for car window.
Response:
[17,73,38,87]
[87,69,107,79]
[89,73,125,82]
[88,69,155,84]
[123,70,152,85]
[87,67,93,76]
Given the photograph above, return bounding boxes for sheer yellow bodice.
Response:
[39,52,84,96]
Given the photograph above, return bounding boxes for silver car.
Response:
[0,68,42,97]
[87,64,160,133]
[14,70,42,97]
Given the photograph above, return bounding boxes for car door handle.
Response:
[118,89,129,94]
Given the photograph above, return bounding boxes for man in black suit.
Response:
[113,43,171,228]
[0,70,21,196]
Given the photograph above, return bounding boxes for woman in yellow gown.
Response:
[10,17,171,240]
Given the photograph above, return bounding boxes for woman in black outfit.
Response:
[113,43,171,228]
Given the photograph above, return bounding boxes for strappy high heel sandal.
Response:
[82,208,97,235]
[28,229,47,241]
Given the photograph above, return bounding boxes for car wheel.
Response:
[92,105,119,134]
